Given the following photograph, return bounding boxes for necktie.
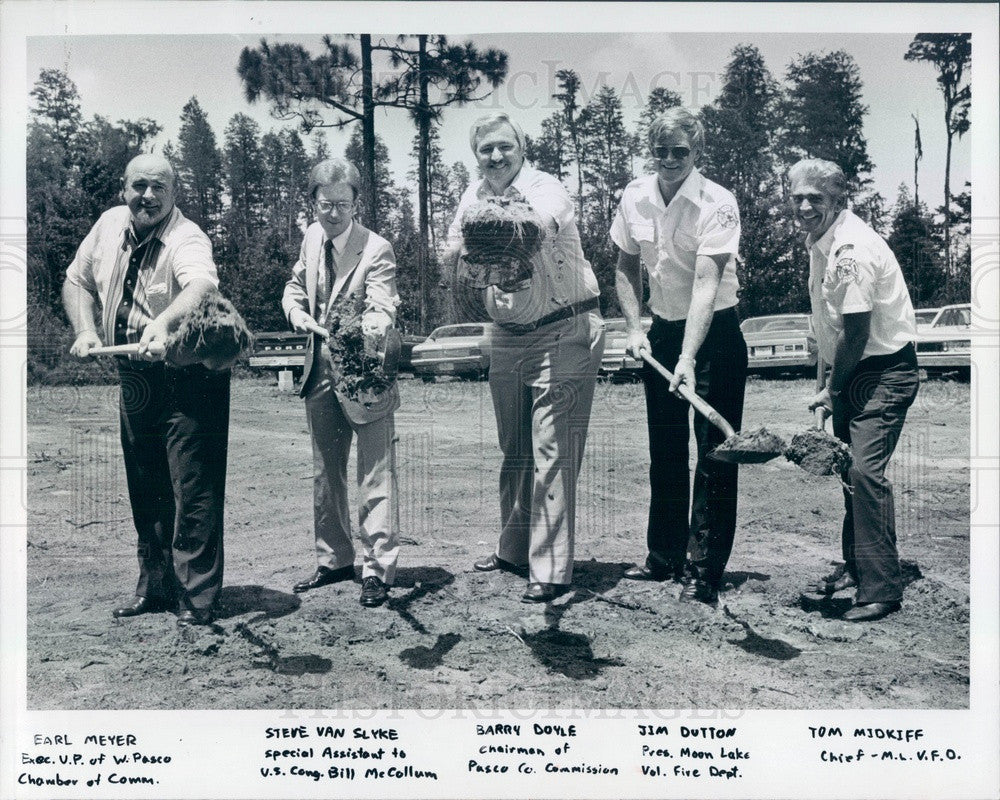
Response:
[321,240,337,322]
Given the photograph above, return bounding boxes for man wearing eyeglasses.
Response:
[282,157,401,608]
[611,107,748,605]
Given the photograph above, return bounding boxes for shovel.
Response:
[639,350,786,464]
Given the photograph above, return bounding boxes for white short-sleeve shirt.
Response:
[609,170,741,321]
[807,210,917,363]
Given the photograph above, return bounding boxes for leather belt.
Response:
[495,296,600,335]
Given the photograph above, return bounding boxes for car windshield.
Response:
[741,316,810,334]
[431,326,483,339]
[914,310,938,324]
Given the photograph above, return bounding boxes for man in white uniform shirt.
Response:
[446,113,605,604]
[611,108,748,605]
[789,158,919,622]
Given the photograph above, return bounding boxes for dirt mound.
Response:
[325,293,394,403]
[785,428,853,476]
[165,290,253,369]
[460,197,543,291]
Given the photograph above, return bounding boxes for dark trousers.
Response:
[642,307,748,586]
[832,343,919,604]
[118,361,230,611]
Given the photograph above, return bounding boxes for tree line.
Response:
[26,34,971,384]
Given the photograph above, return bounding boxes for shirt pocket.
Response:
[673,230,699,256]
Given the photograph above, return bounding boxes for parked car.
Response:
[410,323,492,381]
[250,328,428,381]
[914,307,941,329]
[914,303,972,373]
[248,331,308,378]
[599,317,653,380]
[740,313,817,374]
[397,331,429,374]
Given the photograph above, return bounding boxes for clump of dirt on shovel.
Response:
[165,289,253,369]
[714,427,787,457]
[784,429,853,476]
[325,293,393,403]
[461,196,544,291]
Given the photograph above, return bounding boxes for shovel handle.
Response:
[814,406,827,431]
[640,350,736,439]
[88,344,141,356]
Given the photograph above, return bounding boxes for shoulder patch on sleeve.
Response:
[833,243,855,259]
[715,204,739,229]
[835,256,860,284]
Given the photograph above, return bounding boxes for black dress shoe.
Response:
[176,607,213,628]
[360,576,388,607]
[521,582,569,604]
[293,565,355,593]
[842,601,901,622]
[473,553,525,574]
[680,576,719,605]
[624,563,670,582]
[112,596,174,619]
[816,565,858,595]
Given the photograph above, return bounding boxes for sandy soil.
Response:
[25,374,970,710]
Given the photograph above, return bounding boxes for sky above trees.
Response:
[26,31,971,213]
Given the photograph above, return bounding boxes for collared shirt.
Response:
[316,220,355,319]
[609,170,741,321]
[807,209,917,363]
[447,164,600,326]
[64,205,218,345]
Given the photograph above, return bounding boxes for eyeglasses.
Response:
[652,145,692,161]
[316,200,354,214]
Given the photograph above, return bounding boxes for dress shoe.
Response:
[816,565,858,595]
[293,565,355,593]
[624,562,671,582]
[111,596,174,619]
[473,553,525,575]
[521,582,569,604]
[360,576,388,608]
[842,601,901,622]
[680,576,719,605]
[176,607,213,628]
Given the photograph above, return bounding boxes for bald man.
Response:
[63,154,231,628]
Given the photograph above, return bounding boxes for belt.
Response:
[495,296,600,335]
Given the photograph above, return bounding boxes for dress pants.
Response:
[304,353,399,584]
[832,343,919,604]
[118,361,230,612]
[488,312,605,585]
[642,306,747,587]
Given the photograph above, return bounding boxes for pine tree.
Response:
[176,97,223,236]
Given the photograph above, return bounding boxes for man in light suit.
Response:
[282,157,400,608]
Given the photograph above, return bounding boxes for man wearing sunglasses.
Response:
[282,157,401,609]
[611,107,748,605]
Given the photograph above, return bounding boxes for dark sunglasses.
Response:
[652,145,692,161]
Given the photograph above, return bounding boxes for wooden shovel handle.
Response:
[814,407,827,431]
[640,350,736,439]
[88,344,140,356]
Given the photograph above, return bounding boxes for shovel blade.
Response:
[707,448,782,464]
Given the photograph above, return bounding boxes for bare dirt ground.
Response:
[26,373,969,710]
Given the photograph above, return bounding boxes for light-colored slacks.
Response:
[304,356,399,584]
[488,312,605,585]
